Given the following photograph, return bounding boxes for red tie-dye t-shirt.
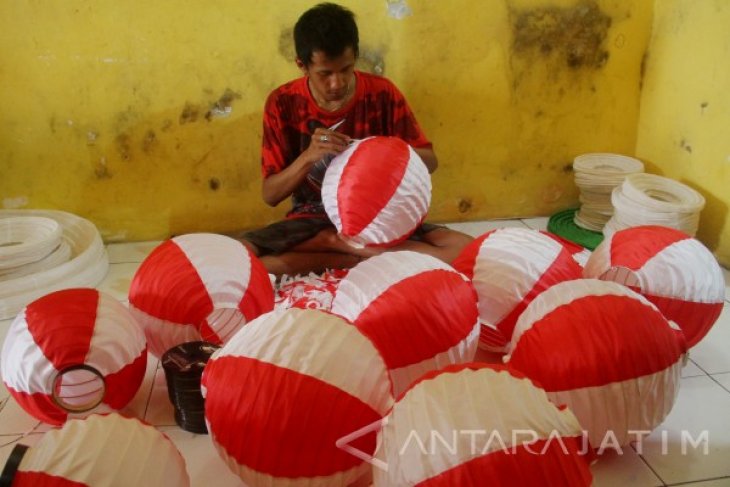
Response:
[261,71,432,218]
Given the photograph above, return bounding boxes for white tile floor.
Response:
[0,218,728,486]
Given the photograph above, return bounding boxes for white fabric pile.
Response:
[0,210,109,320]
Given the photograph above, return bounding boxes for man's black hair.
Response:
[294,3,359,66]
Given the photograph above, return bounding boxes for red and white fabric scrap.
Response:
[274,269,348,311]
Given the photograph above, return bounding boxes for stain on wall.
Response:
[511,1,612,70]
[142,130,157,154]
[639,49,649,89]
[458,198,473,214]
[115,133,132,162]
[487,0,649,220]
[278,27,296,63]
[179,103,200,125]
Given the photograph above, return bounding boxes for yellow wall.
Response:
[0,1,652,241]
[636,0,730,265]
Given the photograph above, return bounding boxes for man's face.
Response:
[299,47,356,104]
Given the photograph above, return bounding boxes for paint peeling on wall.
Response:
[94,156,111,179]
[205,89,241,120]
[2,197,29,209]
[386,0,413,20]
[511,1,612,70]
[357,49,386,75]
[179,89,241,125]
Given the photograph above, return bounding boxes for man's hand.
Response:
[262,128,351,207]
[302,128,351,163]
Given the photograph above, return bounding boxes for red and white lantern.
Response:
[506,279,687,448]
[331,251,479,397]
[8,413,189,486]
[584,225,725,347]
[451,228,582,353]
[202,307,394,486]
[322,136,431,248]
[128,233,274,357]
[1,289,147,426]
[374,363,592,486]
[542,232,592,267]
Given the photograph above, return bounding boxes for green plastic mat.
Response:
[547,208,604,250]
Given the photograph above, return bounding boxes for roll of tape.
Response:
[0,217,62,270]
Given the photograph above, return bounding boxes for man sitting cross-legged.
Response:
[237,3,472,277]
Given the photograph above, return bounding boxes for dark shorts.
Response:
[236,217,444,256]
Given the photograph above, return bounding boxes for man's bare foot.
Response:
[324,229,387,258]
[302,227,379,257]
[287,227,385,261]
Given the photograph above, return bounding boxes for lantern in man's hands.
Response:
[322,136,431,248]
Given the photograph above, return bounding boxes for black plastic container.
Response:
[161,341,220,434]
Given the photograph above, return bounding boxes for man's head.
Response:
[294,3,359,67]
[295,3,360,109]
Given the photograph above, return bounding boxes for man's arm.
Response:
[262,154,316,207]
[262,127,350,207]
[384,80,438,174]
[414,146,438,174]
